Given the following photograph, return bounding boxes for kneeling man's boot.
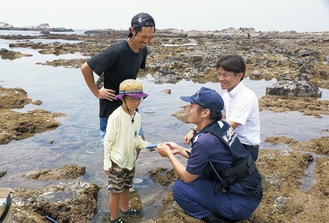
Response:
[202,213,232,223]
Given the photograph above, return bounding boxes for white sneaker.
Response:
[133,178,143,184]
[129,187,135,192]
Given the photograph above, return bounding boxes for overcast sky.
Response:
[1,0,328,32]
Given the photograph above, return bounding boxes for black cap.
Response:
[131,12,156,28]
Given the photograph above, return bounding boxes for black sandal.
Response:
[120,208,144,217]
[110,217,125,223]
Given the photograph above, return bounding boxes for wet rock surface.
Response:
[149,168,179,187]
[13,181,100,223]
[0,87,66,145]
[4,164,99,222]
[2,28,329,89]
[0,48,32,60]
[25,164,86,180]
[266,73,322,97]
[259,95,329,118]
[0,28,329,222]
[265,136,329,156]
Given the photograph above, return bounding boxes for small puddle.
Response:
[299,158,317,191]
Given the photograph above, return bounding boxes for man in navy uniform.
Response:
[157,87,262,222]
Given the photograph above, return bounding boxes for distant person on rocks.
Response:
[156,87,262,222]
[184,54,260,161]
[104,79,150,223]
[80,12,156,145]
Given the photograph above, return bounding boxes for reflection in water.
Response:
[0,36,328,222]
[40,191,77,203]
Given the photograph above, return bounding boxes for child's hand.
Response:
[104,167,112,175]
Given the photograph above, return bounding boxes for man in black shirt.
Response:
[81,12,156,144]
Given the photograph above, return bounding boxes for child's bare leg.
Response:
[120,188,130,212]
[109,192,121,220]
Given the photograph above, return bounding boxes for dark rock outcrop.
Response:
[266,73,322,97]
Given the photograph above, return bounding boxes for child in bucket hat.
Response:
[104,79,149,223]
[116,79,148,101]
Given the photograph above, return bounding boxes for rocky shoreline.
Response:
[0,22,74,32]
[0,26,328,222]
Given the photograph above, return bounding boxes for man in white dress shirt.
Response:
[216,54,260,160]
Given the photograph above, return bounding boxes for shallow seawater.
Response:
[0,35,328,222]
